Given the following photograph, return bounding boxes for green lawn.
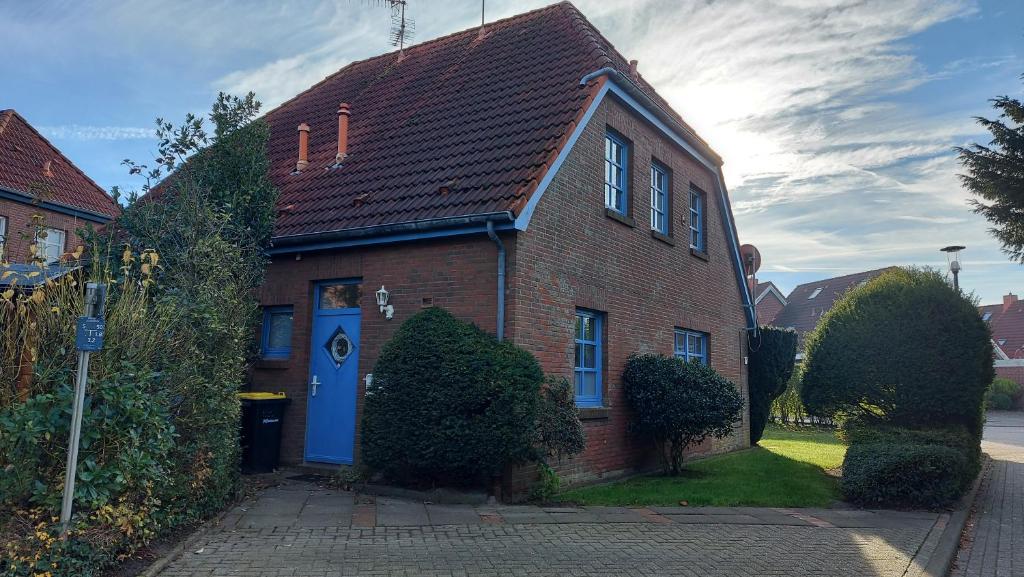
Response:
[557,427,847,507]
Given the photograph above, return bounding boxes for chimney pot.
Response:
[295,123,310,172]
[42,159,53,177]
[336,102,351,165]
[629,59,639,81]
[1004,293,1019,312]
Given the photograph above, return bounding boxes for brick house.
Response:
[771,267,895,354]
[980,294,1024,389]
[248,2,755,488]
[0,109,120,263]
[754,280,787,325]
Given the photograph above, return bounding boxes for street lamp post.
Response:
[941,245,965,291]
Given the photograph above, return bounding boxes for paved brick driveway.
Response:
[950,411,1024,577]
[158,481,948,577]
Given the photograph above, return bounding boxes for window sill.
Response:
[255,359,290,370]
[578,406,611,421]
[605,208,636,228]
[690,248,709,261]
[651,230,675,246]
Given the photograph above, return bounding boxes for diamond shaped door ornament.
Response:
[325,326,353,367]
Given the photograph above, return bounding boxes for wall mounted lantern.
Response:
[376,285,394,320]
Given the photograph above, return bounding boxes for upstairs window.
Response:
[0,216,6,258]
[674,329,708,365]
[35,227,65,265]
[689,187,705,251]
[261,306,294,360]
[574,309,603,407]
[808,288,823,299]
[650,163,669,234]
[604,132,628,214]
[983,312,993,321]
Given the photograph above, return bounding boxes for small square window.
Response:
[262,306,294,359]
[35,227,65,265]
[674,329,708,365]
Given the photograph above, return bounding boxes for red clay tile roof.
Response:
[772,267,896,344]
[0,109,119,218]
[981,297,1024,358]
[261,1,708,239]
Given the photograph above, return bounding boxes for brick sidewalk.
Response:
[950,411,1024,577]
[156,479,948,577]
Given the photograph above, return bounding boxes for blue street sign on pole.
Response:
[75,317,105,351]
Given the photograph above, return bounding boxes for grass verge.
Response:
[557,426,846,507]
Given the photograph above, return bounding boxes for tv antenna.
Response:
[373,0,414,51]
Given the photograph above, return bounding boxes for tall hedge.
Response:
[748,327,797,443]
[362,308,544,487]
[801,267,993,435]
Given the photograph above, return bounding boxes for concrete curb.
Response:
[137,508,232,577]
[905,456,988,577]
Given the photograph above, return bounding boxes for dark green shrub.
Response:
[841,442,972,508]
[535,377,586,460]
[991,377,1021,398]
[989,392,1013,410]
[840,424,980,474]
[362,308,544,487]
[748,326,797,443]
[801,268,993,437]
[623,354,744,475]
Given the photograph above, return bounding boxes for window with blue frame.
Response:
[261,306,294,359]
[604,132,628,214]
[674,329,708,365]
[574,309,603,407]
[650,163,669,234]
[689,186,705,251]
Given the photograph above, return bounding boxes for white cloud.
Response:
[39,125,155,141]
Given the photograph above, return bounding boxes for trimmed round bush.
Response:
[748,326,798,444]
[361,308,543,487]
[801,268,993,437]
[623,354,744,475]
[841,442,972,509]
[991,377,1021,398]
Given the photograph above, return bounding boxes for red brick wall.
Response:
[250,235,507,465]
[510,96,751,486]
[0,198,96,262]
[756,293,786,325]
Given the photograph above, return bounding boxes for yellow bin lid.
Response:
[238,391,287,400]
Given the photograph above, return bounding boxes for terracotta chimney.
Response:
[629,59,639,81]
[336,102,351,164]
[1004,293,1019,312]
[295,123,310,172]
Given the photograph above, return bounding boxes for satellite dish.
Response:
[740,244,761,274]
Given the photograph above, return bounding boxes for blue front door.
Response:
[305,281,361,464]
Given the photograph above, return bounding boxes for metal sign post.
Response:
[60,282,106,534]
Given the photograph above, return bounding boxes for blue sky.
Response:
[2,0,1022,304]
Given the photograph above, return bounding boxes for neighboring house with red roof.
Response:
[242,2,755,490]
[771,267,895,353]
[0,109,120,264]
[754,280,787,325]
[981,293,1024,387]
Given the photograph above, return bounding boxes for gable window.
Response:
[35,227,65,265]
[261,306,294,360]
[674,329,708,365]
[650,163,669,234]
[604,132,628,214]
[0,216,6,258]
[689,187,704,251]
[574,309,603,407]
